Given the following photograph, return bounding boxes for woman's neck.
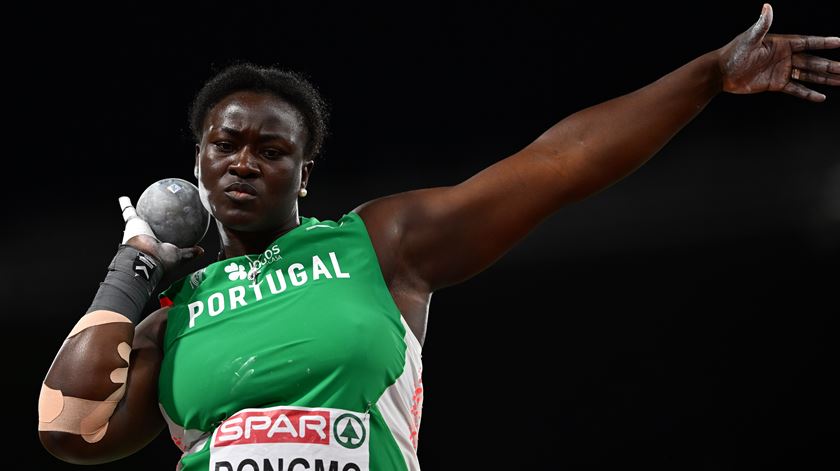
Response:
[216,216,300,260]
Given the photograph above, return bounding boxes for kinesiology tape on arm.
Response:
[38,245,164,443]
[38,327,133,443]
[87,244,164,324]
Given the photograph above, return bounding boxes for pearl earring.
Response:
[298,188,308,198]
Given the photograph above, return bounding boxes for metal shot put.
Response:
[120,178,210,248]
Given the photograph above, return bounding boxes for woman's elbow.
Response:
[39,430,119,465]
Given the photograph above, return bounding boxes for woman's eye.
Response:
[263,149,283,159]
[214,142,234,152]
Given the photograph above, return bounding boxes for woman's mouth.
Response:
[224,182,258,202]
[225,190,258,202]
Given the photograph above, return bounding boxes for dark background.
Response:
[10,0,838,469]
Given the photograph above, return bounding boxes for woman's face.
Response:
[195,91,314,232]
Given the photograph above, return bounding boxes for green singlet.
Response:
[157,212,424,471]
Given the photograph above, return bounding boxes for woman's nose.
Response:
[228,148,261,177]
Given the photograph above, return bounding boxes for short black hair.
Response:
[189,63,329,161]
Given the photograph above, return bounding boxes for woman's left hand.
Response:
[717,3,840,102]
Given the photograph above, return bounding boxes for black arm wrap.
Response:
[86,244,164,324]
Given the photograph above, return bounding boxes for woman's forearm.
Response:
[530,50,723,203]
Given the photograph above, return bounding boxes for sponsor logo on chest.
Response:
[210,405,369,471]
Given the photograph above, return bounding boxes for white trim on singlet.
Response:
[375,315,424,470]
[159,403,211,469]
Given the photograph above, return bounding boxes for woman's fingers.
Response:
[794,70,840,86]
[748,3,773,44]
[792,54,840,74]
[782,81,827,102]
[791,54,840,87]
[773,34,840,52]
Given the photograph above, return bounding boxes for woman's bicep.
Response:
[354,145,576,292]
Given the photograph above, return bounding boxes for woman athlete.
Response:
[38,4,838,470]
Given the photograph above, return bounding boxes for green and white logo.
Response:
[334,413,366,449]
[189,268,206,288]
[224,262,247,281]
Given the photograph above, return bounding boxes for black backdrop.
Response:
[11,1,838,469]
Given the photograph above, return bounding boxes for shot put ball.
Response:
[135,178,210,248]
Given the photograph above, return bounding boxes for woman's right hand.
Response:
[125,234,204,273]
[119,196,203,273]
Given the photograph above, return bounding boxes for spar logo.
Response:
[211,406,370,471]
[214,408,331,447]
[333,414,366,449]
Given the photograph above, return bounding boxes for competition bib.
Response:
[210,405,370,471]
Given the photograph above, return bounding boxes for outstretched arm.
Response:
[354,4,839,292]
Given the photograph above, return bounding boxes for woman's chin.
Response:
[213,210,264,232]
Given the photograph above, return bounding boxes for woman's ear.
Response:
[194,144,201,180]
[302,159,315,187]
